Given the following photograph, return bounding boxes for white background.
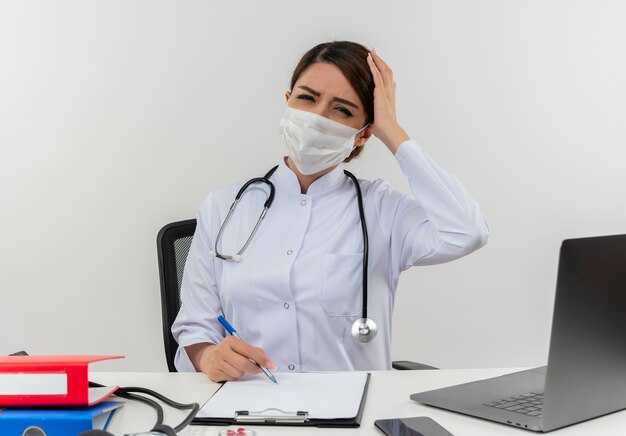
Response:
[1,1,625,371]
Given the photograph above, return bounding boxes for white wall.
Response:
[1,0,625,371]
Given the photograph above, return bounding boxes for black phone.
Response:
[374,416,454,436]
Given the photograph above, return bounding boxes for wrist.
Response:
[185,342,214,373]
[380,125,410,154]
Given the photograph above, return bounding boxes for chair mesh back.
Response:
[174,237,193,291]
[157,219,197,372]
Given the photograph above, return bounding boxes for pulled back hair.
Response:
[289,41,374,163]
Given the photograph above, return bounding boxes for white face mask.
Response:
[278,107,368,175]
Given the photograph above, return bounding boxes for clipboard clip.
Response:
[235,408,309,423]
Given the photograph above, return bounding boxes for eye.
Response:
[296,94,315,102]
[334,106,353,117]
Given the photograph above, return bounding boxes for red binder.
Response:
[0,355,123,407]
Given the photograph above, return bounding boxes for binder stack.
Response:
[0,355,124,435]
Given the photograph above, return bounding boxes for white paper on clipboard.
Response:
[196,371,368,420]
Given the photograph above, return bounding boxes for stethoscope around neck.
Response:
[210,166,377,343]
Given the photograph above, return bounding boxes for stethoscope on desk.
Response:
[210,166,378,343]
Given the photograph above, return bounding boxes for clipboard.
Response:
[193,372,370,428]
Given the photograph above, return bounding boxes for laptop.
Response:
[411,234,626,432]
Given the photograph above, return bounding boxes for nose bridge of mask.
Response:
[288,107,359,139]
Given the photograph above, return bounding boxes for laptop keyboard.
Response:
[484,392,544,417]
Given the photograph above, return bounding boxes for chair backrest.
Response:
[156,219,197,372]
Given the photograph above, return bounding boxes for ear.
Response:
[284,91,291,102]
[355,126,373,147]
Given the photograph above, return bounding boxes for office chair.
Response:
[157,219,197,372]
[157,219,437,372]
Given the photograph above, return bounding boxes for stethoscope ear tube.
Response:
[262,166,278,208]
[343,170,368,320]
[235,176,275,208]
[213,166,278,261]
[344,170,377,343]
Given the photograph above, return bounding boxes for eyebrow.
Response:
[297,86,360,110]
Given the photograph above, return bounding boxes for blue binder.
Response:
[0,400,123,435]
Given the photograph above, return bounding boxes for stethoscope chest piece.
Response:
[351,317,378,342]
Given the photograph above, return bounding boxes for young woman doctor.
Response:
[172,41,490,382]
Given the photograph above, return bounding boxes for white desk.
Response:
[91,369,626,435]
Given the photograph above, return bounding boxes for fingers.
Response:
[367,50,396,111]
[372,50,393,78]
[211,368,237,382]
[370,49,395,89]
[229,336,276,369]
[367,50,398,118]
[367,52,385,90]
[203,336,275,383]
[214,359,247,381]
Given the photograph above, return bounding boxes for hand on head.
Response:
[366,49,409,153]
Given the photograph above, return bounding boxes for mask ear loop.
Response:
[342,123,372,160]
[357,123,370,134]
[352,123,371,149]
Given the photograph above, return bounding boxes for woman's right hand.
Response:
[366,49,410,154]
[186,338,277,382]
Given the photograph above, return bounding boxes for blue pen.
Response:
[218,315,278,384]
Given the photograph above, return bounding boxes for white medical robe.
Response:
[172,139,490,372]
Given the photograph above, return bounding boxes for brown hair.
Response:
[289,41,374,162]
